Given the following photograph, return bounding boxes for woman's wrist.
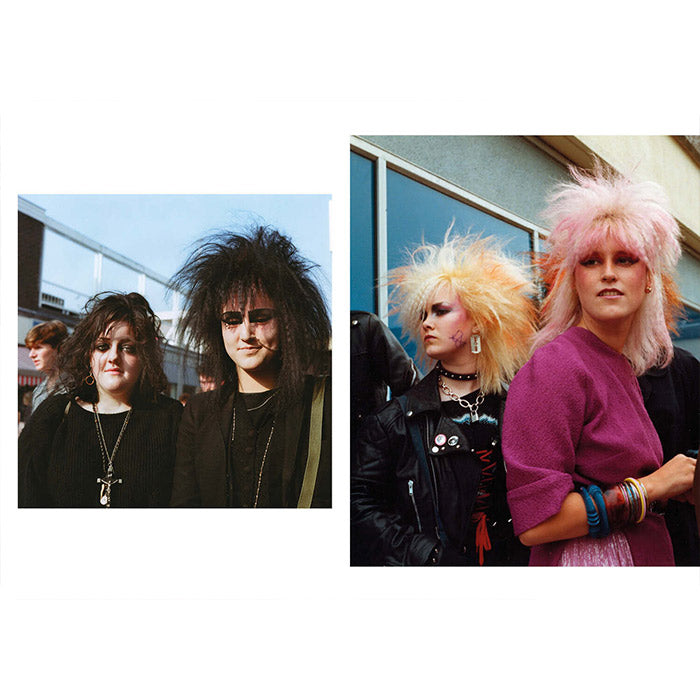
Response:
[638,474,658,502]
[581,478,650,536]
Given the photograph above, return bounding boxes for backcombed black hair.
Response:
[59,292,168,405]
[170,226,330,411]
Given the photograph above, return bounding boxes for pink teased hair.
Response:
[534,163,682,374]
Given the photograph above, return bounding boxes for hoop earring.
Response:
[84,372,95,386]
[470,333,482,355]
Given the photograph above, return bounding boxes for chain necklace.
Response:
[245,390,277,412]
[438,375,484,422]
[231,405,276,508]
[92,404,132,507]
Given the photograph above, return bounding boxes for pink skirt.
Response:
[558,531,635,566]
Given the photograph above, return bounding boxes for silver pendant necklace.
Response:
[438,375,484,422]
[93,404,132,507]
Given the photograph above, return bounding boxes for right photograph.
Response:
[350,135,700,567]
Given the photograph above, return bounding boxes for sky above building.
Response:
[22,194,332,310]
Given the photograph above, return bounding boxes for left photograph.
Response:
[18,194,332,508]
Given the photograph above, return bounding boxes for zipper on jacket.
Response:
[424,420,443,540]
[408,480,422,533]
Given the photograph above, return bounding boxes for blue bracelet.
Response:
[580,485,601,537]
[588,485,610,538]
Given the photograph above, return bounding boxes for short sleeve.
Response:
[502,345,587,534]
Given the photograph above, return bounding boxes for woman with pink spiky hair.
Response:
[502,164,696,566]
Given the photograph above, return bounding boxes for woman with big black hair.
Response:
[169,226,331,508]
[19,292,182,507]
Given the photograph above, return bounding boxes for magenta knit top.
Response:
[502,327,673,566]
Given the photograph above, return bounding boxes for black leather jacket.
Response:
[351,368,527,566]
[350,311,419,441]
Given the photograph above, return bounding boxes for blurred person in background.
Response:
[25,320,68,413]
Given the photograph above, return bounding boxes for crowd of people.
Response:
[351,164,699,567]
[18,226,331,509]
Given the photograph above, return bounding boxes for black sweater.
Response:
[19,394,183,507]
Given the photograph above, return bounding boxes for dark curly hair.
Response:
[59,292,168,404]
[170,226,330,411]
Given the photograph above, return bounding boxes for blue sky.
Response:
[22,194,332,309]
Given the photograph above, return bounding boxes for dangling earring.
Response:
[644,285,652,294]
[84,372,95,386]
[470,332,482,355]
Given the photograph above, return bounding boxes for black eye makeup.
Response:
[220,308,276,326]
[94,339,137,353]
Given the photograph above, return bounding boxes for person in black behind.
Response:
[19,293,182,507]
[351,310,419,563]
[639,345,700,565]
[350,310,419,444]
[169,226,331,508]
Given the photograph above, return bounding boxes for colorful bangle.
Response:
[622,480,639,524]
[588,485,610,537]
[624,478,648,524]
[603,484,629,529]
[580,485,602,538]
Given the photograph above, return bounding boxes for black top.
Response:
[229,389,287,507]
[438,392,501,550]
[638,346,700,565]
[350,310,419,439]
[19,394,183,507]
[170,375,332,508]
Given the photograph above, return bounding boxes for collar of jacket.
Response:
[402,367,443,416]
[401,367,472,456]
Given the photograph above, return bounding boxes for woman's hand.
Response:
[640,454,696,502]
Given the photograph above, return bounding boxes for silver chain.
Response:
[438,376,484,420]
[93,405,132,507]
[232,405,276,508]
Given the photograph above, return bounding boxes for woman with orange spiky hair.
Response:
[351,233,537,566]
[503,164,696,566]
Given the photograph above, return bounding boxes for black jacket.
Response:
[638,346,699,565]
[351,369,527,566]
[350,311,419,442]
[171,375,331,507]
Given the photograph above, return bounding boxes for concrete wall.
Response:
[360,135,568,228]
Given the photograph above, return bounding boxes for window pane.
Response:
[40,230,95,313]
[350,152,376,312]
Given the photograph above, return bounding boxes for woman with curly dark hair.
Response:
[19,292,183,507]
[169,226,331,508]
